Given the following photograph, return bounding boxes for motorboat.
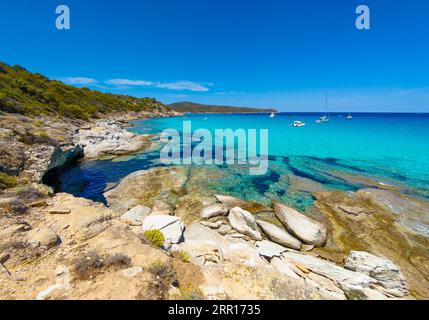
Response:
[292,120,306,127]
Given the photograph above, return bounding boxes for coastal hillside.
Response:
[0,62,169,120]
[168,101,277,114]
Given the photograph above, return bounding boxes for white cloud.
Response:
[61,77,98,85]
[105,79,212,92]
[106,79,154,86]
[214,91,245,95]
[156,81,213,92]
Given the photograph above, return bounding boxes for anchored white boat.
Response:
[270,112,276,118]
[316,91,330,123]
[292,120,306,127]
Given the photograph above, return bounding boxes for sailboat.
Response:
[346,110,353,120]
[270,112,276,118]
[316,91,330,123]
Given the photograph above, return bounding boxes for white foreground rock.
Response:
[120,205,151,226]
[270,257,302,280]
[142,215,185,245]
[256,220,302,250]
[257,240,287,258]
[228,207,262,241]
[344,251,409,297]
[201,204,229,219]
[274,202,327,246]
[284,251,376,289]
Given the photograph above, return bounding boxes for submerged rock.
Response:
[344,251,409,297]
[274,202,327,246]
[256,220,302,250]
[228,207,262,241]
[215,195,271,214]
[104,166,188,214]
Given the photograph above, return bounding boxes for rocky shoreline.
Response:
[1,112,428,300]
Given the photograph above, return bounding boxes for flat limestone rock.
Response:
[104,167,188,214]
[284,251,375,289]
[256,220,302,250]
[274,202,327,246]
[228,207,262,241]
[270,257,302,280]
[344,251,409,297]
[120,205,151,226]
[174,223,265,268]
[257,240,287,258]
[201,204,229,219]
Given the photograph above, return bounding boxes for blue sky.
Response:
[1,0,428,112]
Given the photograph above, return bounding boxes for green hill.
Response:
[168,102,277,114]
[0,62,168,120]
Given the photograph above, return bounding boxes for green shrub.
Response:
[0,172,18,189]
[144,229,165,247]
[178,250,190,263]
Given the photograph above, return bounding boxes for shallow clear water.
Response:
[59,113,429,211]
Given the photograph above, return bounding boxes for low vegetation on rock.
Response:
[144,229,165,248]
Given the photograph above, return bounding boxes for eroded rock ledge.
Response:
[2,163,425,300]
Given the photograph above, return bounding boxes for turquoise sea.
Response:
[59,113,429,211]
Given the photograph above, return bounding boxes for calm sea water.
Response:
[59,113,429,210]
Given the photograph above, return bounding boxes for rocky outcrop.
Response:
[274,202,327,246]
[256,220,302,250]
[314,189,429,299]
[77,121,157,159]
[42,145,84,186]
[104,166,188,214]
[214,195,271,213]
[27,228,59,248]
[228,207,262,241]
[284,251,374,286]
[344,251,409,297]
[256,240,287,258]
[201,204,229,220]
[120,205,151,226]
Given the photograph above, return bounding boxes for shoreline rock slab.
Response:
[344,251,409,297]
[215,195,271,214]
[256,220,302,250]
[104,166,188,214]
[274,202,327,246]
[257,240,287,258]
[228,207,262,241]
[201,204,229,219]
[120,205,151,226]
[284,251,376,289]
